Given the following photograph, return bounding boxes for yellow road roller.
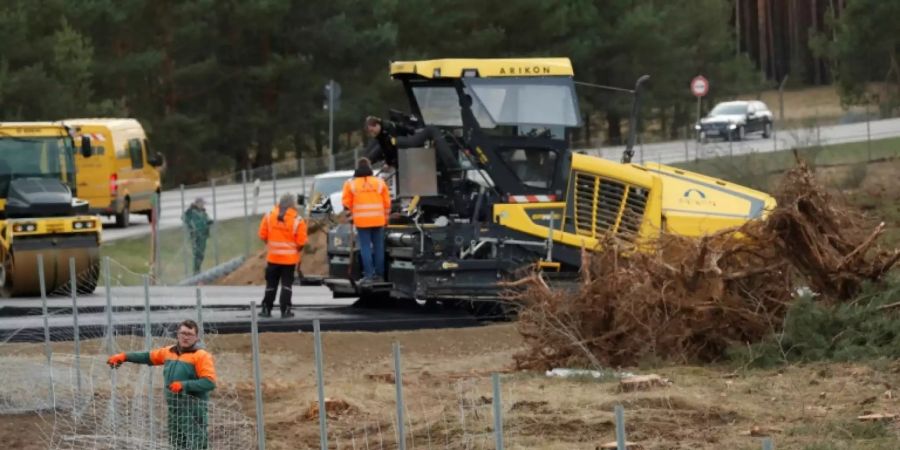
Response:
[0,122,101,297]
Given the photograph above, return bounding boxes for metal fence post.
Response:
[272,165,278,206]
[211,178,220,266]
[38,254,56,410]
[250,301,266,450]
[300,159,306,198]
[104,256,114,353]
[313,320,328,450]
[195,287,204,340]
[614,404,627,450]
[181,184,190,278]
[152,191,162,283]
[69,257,81,401]
[143,275,155,442]
[353,147,359,166]
[393,342,406,450]
[103,255,117,437]
[866,102,872,161]
[762,437,774,450]
[242,170,251,257]
[492,373,504,450]
[330,153,336,172]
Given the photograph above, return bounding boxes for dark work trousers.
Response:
[262,263,296,313]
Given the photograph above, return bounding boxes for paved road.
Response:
[587,117,900,164]
[101,117,900,243]
[0,286,481,342]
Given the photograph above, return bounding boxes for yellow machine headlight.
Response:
[25,224,36,232]
[74,222,83,229]
[13,225,22,233]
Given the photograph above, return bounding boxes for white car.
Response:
[307,170,354,215]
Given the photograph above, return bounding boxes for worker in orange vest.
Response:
[258,193,308,318]
[342,158,391,283]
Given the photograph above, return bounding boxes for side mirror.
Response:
[148,152,164,167]
[80,136,93,157]
[297,194,306,206]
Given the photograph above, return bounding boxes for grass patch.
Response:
[787,419,897,450]
[674,136,900,190]
[101,215,264,285]
[729,280,900,368]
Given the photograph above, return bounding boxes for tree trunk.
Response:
[811,0,822,84]
[583,112,592,147]
[758,0,768,79]
[766,0,777,80]
[606,112,622,146]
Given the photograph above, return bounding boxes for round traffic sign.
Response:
[691,75,709,97]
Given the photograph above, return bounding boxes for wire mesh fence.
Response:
[0,254,862,449]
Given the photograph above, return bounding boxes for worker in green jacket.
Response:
[108,320,217,450]
[183,198,213,274]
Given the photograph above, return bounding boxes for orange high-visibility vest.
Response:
[342,176,391,228]
[258,206,308,265]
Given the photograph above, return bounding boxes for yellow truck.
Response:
[67,118,164,228]
[0,122,102,296]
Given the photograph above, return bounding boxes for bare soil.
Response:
[217,216,336,285]
[4,326,899,449]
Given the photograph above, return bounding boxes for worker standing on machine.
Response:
[343,158,391,284]
[258,193,307,318]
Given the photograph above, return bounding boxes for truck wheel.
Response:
[115,200,131,228]
[763,122,772,138]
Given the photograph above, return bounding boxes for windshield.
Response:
[464,77,581,128]
[710,103,748,115]
[312,176,348,197]
[0,136,76,197]
[411,86,496,127]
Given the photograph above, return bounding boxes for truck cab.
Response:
[66,118,164,228]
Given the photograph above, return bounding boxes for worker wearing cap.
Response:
[342,158,391,283]
[258,193,307,318]
[183,198,213,275]
[107,319,216,450]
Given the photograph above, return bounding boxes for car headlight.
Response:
[694,124,701,130]
[728,123,738,129]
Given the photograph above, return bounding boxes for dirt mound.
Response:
[216,215,344,285]
[513,158,900,369]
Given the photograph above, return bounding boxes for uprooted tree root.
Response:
[513,160,900,370]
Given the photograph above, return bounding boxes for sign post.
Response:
[691,75,709,140]
[324,80,342,171]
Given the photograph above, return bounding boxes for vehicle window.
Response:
[0,137,72,196]
[128,138,144,169]
[497,148,557,189]
[464,78,581,128]
[312,177,348,196]
[710,103,748,115]
[756,102,769,112]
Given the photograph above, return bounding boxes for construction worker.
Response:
[342,158,391,283]
[258,193,308,318]
[363,115,399,173]
[182,197,213,274]
[107,319,216,450]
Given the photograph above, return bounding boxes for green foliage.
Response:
[811,0,900,111]
[0,0,890,184]
[729,280,900,368]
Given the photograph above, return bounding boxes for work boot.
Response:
[258,306,272,318]
[281,309,295,318]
